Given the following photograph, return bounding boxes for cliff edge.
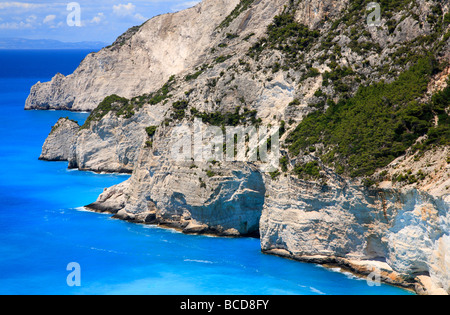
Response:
[36,0,450,294]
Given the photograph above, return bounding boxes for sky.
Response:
[0,0,202,44]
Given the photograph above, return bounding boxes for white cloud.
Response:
[112,3,147,21]
[0,21,33,29]
[0,12,38,29]
[134,13,147,22]
[0,2,44,10]
[91,13,105,24]
[43,15,56,24]
[51,21,65,29]
[26,15,37,23]
[113,3,136,17]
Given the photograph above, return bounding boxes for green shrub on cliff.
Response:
[293,161,321,179]
[248,10,320,69]
[171,100,189,120]
[218,0,255,29]
[185,70,204,82]
[287,55,443,178]
[81,77,176,130]
[80,94,130,130]
[413,83,450,151]
[145,126,158,138]
[50,117,79,135]
[191,106,260,127]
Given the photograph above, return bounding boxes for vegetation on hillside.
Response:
[83,0,450,185]
[171,100,189,120]
[145,126,158,138]
[218,0,255,29]
[287,56,448,178]
[248,9,320,69]
[50,117,79,135]
[80,76,175,130]
[145,126,158,148]
[190,106,261,127]
[80,94,129,130]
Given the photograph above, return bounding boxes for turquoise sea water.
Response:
[0,50,413,295]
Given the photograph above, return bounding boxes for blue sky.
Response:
[0,1,202,44]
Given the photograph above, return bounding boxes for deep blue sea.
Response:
[0,50,413,295]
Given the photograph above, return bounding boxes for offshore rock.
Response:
[36,0,450,294]
[39,117,79,161]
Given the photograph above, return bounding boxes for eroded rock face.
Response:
[86,179,131,214]
[295,0,349,29]
[86,161,266,236]
[135,160,266,236]
[260,174,450,291]
[39,117,79,161]
[25,0,241,111]
[95,118,267,236]
[36,0,450,294]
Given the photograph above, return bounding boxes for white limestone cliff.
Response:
[35,0,450,294]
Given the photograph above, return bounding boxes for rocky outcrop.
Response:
[25,0,241,111]
[260,172,450,292]
[85,121,267,236]
[66,107,166,173]
[294,0,349,29]
[39,117,79,161]
[126,158,265,236]
[36,0,450,294]
[85,179,131,214]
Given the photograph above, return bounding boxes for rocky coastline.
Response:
[32,0,449,295]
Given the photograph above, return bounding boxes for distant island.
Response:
[0,38,107,50]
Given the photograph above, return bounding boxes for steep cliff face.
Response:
[260,171,450,292]
[36,0,450,294]
[85,120,267,236]
[67,104,168,173]
[39,117,79,161]
[26,0,241,111]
